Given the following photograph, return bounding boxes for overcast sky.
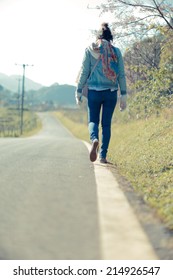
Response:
[0,0,111,86]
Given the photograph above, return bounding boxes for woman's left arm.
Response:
[116,48,127,110]
[116,48,127,96]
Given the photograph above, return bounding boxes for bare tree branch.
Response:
[152,0,173,29]
[89,0,173,31]
[116,0,158,11]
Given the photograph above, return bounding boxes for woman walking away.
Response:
[75,23,127,163]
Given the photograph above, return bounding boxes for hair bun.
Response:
[101,22,109,30]
[97,22,113,42]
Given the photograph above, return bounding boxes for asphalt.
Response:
[0,112,158,260]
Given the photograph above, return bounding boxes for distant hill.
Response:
[0,73,43,92]
[0,73,76,108]
[26,83,76,108]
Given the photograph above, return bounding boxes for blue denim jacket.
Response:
[77,46,127,96]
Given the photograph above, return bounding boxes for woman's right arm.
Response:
[76,49,91,93]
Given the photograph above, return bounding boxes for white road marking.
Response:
[83,141,158,260]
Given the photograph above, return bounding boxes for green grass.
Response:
[53,108,173,230]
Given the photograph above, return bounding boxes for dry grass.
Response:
[0,108,42,137]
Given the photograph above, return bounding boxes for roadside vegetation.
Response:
[0,108,42,137]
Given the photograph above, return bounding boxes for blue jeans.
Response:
[88,89,117,159]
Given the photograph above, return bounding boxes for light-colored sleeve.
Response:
[116,48,127,96]
[76,49,91,93]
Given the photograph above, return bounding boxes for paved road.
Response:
[0,113,157,260]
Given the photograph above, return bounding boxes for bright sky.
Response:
[0,0,112,86]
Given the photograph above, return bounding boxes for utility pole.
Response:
[16,78,21,112]
[15,63,33,135]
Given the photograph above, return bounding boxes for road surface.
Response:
[0,113,157,260]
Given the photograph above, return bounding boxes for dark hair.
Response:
[97,23,113,42]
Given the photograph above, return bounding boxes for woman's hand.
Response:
[119,95,127,111]
[75,91,82,105]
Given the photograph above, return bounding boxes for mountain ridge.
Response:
[0,72,44,92]
[0,72,76,108]
[26,83,76,108]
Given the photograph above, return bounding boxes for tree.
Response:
[124,34,162,87]
[93,0,173,46]
[126,27,173,119]
[159,28,173,75]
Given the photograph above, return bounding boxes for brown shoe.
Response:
[90,139,99,162]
